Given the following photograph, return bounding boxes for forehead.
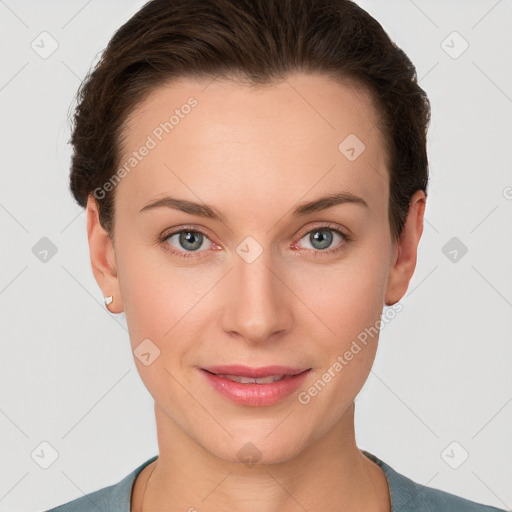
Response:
[116,73,389,220]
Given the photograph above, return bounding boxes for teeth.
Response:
[216,374,287,384]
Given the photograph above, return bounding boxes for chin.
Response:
[200,429,310,467]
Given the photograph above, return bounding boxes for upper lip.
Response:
[202,365,311,378]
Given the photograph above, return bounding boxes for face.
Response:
[87,72,424,465]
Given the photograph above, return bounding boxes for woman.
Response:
[44,0,505,510]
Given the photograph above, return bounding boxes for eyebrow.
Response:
[138,191,369,221]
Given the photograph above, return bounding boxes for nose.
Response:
[220,248,293,345]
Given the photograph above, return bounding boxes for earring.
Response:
[104,295,114,308]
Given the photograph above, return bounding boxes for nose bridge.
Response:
[221,242,291,342]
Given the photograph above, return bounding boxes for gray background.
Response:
[1,0,511,510]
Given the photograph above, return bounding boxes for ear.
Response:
[384,190,426,306]
[86,194,124,313]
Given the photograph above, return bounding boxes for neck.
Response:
[132,401,390,512]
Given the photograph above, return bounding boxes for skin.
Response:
[86,72,425,512]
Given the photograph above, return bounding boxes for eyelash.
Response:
[157,223,351,260]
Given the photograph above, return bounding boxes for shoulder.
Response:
[41,455,158,512]
[362,450,507,512]
[396,476,507,512]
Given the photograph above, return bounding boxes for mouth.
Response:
[202,371,301,384]
[201,364,311,382]
[199,365,312,407]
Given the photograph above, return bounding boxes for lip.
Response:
[199,366,312,407]
[202,365,310,378]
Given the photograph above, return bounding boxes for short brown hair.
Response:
[69,0,430,244]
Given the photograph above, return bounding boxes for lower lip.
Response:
[200,369,311,407]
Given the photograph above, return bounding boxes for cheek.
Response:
[115,255,200,402]
[115,243,176,345]
[115,233,187,319]
[295,261,387,417]
[293,251,389,403]
[297,251,388,336]
[116,247,217,373]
